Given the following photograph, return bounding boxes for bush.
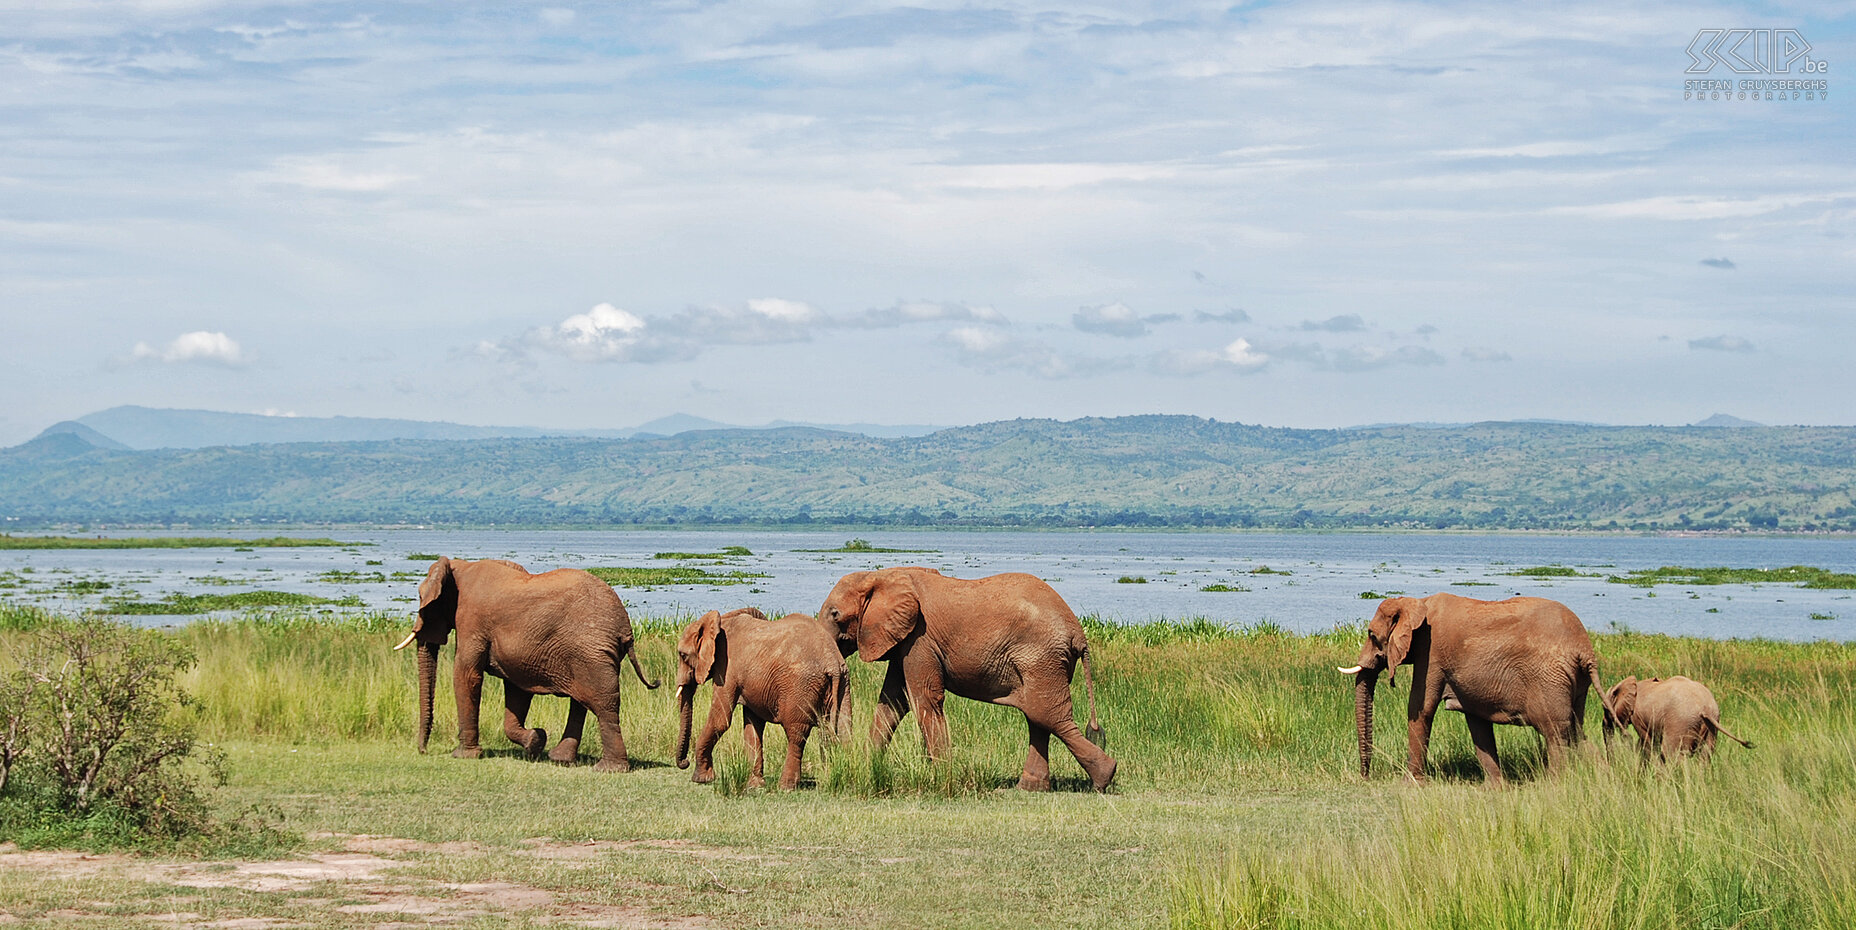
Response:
[0,618,224,843]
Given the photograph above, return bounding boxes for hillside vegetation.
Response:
[3,417,1853,530]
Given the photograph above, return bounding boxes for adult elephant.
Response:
[392,557,658,771]
[817,567,1116,792]
[1338,593,1611,784]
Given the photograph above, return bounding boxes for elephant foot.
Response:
[452,747,483,760]
[746,775,766,789]
[549,738,581,765]
[522,728,549,759]
[1016,773,1052,792]
[1087,756,1119,793]
[593,756,631,773]
[692,766,716,784]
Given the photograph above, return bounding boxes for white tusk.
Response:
[392,630,418,651]
[1337,665,1364,675]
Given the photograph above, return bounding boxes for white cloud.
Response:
[1689,335,1755,353]
[942,327,1082,379]
[1331,344,1445,371]
[1152,338,1271,375]
[250,156,415,193]
[746,297,821,324]
[1073,302,1148,338]
[849,300,1006,328]
[130,330,245,367]
[528,303,656,363]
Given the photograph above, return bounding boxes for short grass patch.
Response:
[101,591,366,615]
[651,546,753,560]
[1608,564,1856,589]
[584,565,769,588]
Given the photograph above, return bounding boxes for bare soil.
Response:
[0,834,716,928]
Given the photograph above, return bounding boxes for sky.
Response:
[1,1,1851,445]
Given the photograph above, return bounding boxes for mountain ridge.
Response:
[5,415,1851,531]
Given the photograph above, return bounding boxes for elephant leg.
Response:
[779,720,810,791]
[869,661,911,752]
[451,647,488,759]
[550,700,587,765]
[1019,682,1118,792]
[691,691,735,784]
[569,663,629,773]
[501,688,547,758]
[1465,714,1502,783]
[901,649,950,761]
[1404,660,1445,782]
[743,711,767,789]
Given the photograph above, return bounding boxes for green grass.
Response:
[100,591,368,615]
[1201,584,1249,593]
[795,537,938,553]
[1608,565,1856,589]
[1501,565,1598,578]
[1248,565,1292,575]
[652,546,753,560]
[2,611,1852,928]
[585,565,769,588]
[1117,576,1148,584]
[312,570,387,584]
[0,535,362,550]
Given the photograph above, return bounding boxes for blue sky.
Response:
[1,2,1850,443]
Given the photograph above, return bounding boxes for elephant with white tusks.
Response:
[393,557,658,771]
[1339,593,1614,784]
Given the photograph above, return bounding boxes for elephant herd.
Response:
[395,557,1748,792]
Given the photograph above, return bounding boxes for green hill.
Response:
[2,416,1852,530]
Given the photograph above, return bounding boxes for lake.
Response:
[3,529,1853,641]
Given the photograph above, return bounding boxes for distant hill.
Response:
[41,406,944,450]
[1692,413,1767,428]
[4,416,1852,530]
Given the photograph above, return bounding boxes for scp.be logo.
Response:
[1686,29,1828,74]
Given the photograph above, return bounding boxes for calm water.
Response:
[3,529,1853,641]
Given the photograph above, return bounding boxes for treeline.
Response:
[3,417,1854,531]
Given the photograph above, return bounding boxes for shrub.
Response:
[0,619,224,843]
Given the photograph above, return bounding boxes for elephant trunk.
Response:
[1354,668,1379,778]
[675,682,696,769]
[416,641,440,753]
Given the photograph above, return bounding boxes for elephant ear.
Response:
[856,572,921,662]
[414,557,457,640]
[1610,677,1639,726]
[694,610,723,683]
[1382,598,1427,684]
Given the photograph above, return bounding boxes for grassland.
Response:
[1,609,1852,928]
[0,535,362,550]
[584,565,769,588]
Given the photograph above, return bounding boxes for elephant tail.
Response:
[626,645,660,690]
[1705,714,1754,749]
[1080,645,1106,750]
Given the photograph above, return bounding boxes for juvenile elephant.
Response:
[674,608,849,790]
[393,557,658,771]
[817,567,1116,792]
[1604,675,1752,762]
[1339,593,1612,784]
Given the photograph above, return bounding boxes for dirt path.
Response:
[0,834,716,928]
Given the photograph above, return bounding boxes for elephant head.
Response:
[817,568,929,662]
[673,607,765,769]
[1603,676,1641,738]
[1337,597,1428,778]
[392,557,458,754]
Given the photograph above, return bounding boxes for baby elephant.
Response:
[674,608,850,789]
[1604,675,1753,762]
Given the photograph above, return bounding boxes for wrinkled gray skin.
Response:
[1604,675,1752,762]
[818,567,1115,792]
[401,557,658,771]
[675,608,849,790]
[1342,593,1612,784]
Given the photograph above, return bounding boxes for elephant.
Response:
[1603,675,1752,762]
[817,567,1116,792]
[674,607,850,790]
[393,557,658,771]
[1338,593,1612,784]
